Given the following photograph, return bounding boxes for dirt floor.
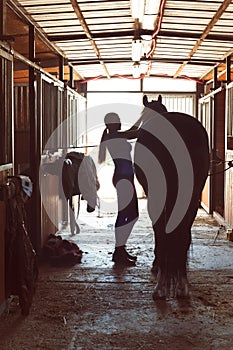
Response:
[1,200,233,350]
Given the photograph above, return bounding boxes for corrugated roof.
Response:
[13,0,233,82]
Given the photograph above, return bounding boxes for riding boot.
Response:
[123,245,137,261]
[112,246,136,266]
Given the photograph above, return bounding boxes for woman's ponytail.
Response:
[98,128,108,164]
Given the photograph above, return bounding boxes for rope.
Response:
[208,160,233,176]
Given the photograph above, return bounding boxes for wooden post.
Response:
[196,82,204,119]
[59,56,64,82]
[0,0,6,40]
[28,23,41,252]
[69,65,74,88]
[213,66,220,90]
[226,56,231,84]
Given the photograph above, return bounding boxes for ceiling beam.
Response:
[69,57,218,66]
[173,0,233,78]
[69,0,110,79]
[48,30,233,43]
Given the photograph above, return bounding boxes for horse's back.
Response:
[134,110,210,231]
[137,111,210,180]
[163,112,209,152]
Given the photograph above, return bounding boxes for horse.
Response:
[42,151,99,235]
[134,95,210,299]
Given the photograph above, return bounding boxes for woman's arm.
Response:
[126,115,143,132]
[118,128,140,139]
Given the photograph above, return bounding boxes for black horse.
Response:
[134,95,210,299]
[42,151,99,235]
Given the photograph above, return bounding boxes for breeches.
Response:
[113,175,139,246]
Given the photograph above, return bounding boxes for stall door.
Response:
[225,83,233,226]
[199,96,213,213]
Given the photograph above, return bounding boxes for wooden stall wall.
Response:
[225,154,233,227]
[225,83,233,227]
[40,75,64,247]
[14,84,30,174]
[0,200,6,313]
[58,88,87,229]
[212,89,226,217]
[0,53,13,167]
[40,85,87,244]
[0,50,14,311]
[199,88,226,217]
[77,92,87,148]
[12,72,88,249]
[64,87,87,150]
[40,169,60,247]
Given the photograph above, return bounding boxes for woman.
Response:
[98,113,139,266]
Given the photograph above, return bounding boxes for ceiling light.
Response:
[141,37,152,56]
[132,39,142,62]
[132,62,141,78]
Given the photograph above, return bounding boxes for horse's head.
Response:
[143,94,168,115]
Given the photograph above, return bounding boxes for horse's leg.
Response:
[69,197,78,235]
[152,194,200,300]
[149,204,189,300]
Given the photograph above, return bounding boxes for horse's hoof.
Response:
[152,285,166,300]
[152,291,166,301]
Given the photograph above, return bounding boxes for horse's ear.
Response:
[158,94,162,103]
[143,95,148,106]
